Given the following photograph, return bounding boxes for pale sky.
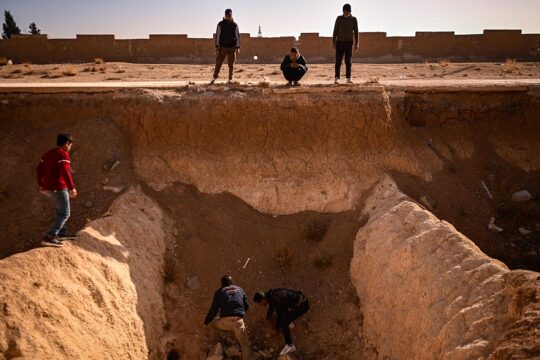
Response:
[1,0,539,39]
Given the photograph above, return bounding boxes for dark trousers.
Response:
[335,41,353,79]
[281,298,309,345]
[282,67,306,82]
[214,47,236,80]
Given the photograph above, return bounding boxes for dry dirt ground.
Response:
[1,61,539,85]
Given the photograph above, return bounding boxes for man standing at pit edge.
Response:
[37,133,78,247]
[332,3,359,84]
[211,8,240,84]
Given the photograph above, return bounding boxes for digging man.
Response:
[211,8,240,84]
[253,288,310,356]
[204,275,250,360]
[280,47,308,86]
[37,133,78,247]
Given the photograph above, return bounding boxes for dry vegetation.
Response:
[94,57,105,65]
[312,251,334,268]
[504,59,521,73]
[304,218,329,242]
[0,56,8,66]
[439,59,451,67]
[274,243,295,268]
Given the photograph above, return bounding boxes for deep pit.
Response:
[0,85,539,359]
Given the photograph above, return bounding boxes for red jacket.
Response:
[37,147,75,191]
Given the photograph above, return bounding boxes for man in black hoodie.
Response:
[205,275,250,360]
[253,288,309,356]
[332,3,359,84]
[211,8,240,84]
[280,47,308,86]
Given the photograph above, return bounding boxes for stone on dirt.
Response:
[103,185,125,194]
[511,190,532,202]
[518,227,532,236]
[488,217,503,233]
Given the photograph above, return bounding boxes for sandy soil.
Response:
[1,61,539,85]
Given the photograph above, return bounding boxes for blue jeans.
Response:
[48,189,70,237]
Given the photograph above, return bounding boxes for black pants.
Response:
[281,298,309,345]
[335,41,353,79]
[282,67,306,82]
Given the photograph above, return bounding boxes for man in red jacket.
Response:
[37,133,78,247]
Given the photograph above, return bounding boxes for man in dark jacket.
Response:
[37,133,78,247]
[205,275,250,360]
[332,3,359,84]
[253,288,309,356]
[280,47,308,86]
[211,8,240,84]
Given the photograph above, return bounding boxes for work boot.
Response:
[41,235,63,247]
[346,78,353,84]
[334,78,340,84]
[58,232,77,240]
[280,344,296,355]
[286,81,293,86]
[293,81,301,86]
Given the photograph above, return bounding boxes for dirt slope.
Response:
[351,177,540,360]
[0,188,168,360]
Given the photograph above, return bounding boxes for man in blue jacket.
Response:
[280,47,308,86]
[211,9,240,84]
[204,275,250,360]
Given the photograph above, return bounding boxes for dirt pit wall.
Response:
[351,177,540,360]
[0,188,168,360]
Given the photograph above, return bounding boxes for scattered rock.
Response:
[511,190,532,202]
[224,346,240,357]
[103,185,125,194]
[187,275,200,289]
[518,227,532,236]
[83,200,93,208]
[488,217,503,233]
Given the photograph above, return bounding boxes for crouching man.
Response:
[280,47,308,86]
[253,288,309,356]
[204,275,250,360]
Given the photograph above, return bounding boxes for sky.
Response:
[1,0,539,39]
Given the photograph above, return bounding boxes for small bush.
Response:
[62,68,77,77]
[504,59,519,73]
[438,59,450,67]
[94,57,105,64]
[275,243,295,268]
[0,57,8,66]
[304,218,329,242]
[22,60,32,66]
[312,252,334,268]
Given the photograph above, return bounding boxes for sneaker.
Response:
[280,344,296,355]
[294,81,301,86]
[58,232,77,240]
[41,236,63,247]
[346,78,353,84]
[286,81,293,86]
[334,78,340,84]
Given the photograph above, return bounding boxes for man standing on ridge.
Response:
[204,275,250,360]
[211,8,240,84]
[37,133,78,247]
[332,3,359,84]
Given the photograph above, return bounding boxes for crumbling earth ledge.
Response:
[0,187,167,360]
[351,177,540,360]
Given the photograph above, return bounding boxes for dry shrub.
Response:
[312,252,334,269]
[275,243,295,268]
[438,59,450,67]
[504,59,519,73]
[0,56,8,66]
[62,68,77,76]
[304,218,329,242]
[94,57,105,65]
[22,60,32,66]
[364,77,380,85]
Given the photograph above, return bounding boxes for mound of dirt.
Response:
[351,177,540,359]
[0,188,168,359]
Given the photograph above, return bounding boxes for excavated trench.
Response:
[0,86,539,360]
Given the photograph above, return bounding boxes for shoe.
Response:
[209,78,216,85]
[334,78,340,84]
[346,78,353,84]
[286,81,292,86]
[58,232,77,240]
[280,344,296,355]
[41,236,63,247]
[294,81,301,86]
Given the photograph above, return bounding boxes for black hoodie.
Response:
[216,19,240,48]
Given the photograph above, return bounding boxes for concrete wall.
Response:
[1,30,539,64]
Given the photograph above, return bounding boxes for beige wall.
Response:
[1,30,539,64]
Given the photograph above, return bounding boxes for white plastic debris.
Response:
[488,217,503,233]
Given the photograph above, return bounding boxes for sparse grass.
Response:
[0,56,8,66]
[22,60,32,67]
[62,68,77,77]
[312,252,334,268]
[94,57,105,65]
[364,77,380,85]
[438,59,450,67]
[504,59,520,73]
[275,243,295,268]
[304,218,329,242]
